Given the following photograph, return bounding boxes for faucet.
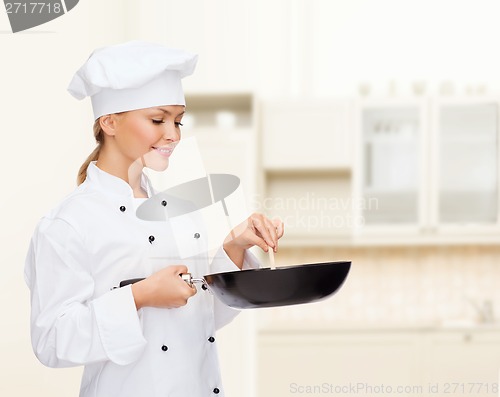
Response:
[466,298,495,324]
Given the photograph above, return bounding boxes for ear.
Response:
[99,114,120,137]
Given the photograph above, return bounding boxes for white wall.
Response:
[131,0,500,98]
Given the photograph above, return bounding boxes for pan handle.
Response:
[180,273,208,290]
[119,274,207,289]
[119,278,145,287]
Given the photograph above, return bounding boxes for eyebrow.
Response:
[153,107,185,117]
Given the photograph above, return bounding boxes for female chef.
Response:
[24,40,284,397]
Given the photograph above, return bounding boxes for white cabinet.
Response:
[260,99,353,170]
[423,331,500,396]
[257,328,500,397]
[182,93,255,188]
[257,96,500,246]
[258,331,420,397]
[353,97,500,243]
[262,171,353,245]
[258,99,354,244]
[354,100,427,229]
[430,99,499,233]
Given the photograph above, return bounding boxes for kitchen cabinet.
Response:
[258,99,354,244]
[262,171,352,245]
[257,328,500,397]
[260,99,353,170]
[258,96,500,246]
[430,99,499,233]
[353,97,500,243]
[258,331,420,397]
[423,330,500,395]
[182,93,256,189]
[353,99,427,229]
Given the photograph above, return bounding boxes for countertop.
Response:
[257,320,500,334]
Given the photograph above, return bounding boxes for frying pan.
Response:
[120,260,351,309]
[131,173,351,308]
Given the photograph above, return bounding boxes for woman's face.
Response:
[112,105,185,172]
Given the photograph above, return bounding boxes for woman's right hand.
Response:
[131,265,196,309]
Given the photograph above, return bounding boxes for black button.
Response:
[161,200,167,207]
[194,232,200,239]
[161,345,168,352]
[202,284,208,291]
[213,388,220,394]
[148,235,155,244]
[208,336,215,343]
[119,206,126,212]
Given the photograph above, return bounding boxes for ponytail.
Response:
[77,119,104,185]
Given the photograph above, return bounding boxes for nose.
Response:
[161,121,180,142]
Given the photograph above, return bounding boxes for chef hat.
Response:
[67,40,198,120]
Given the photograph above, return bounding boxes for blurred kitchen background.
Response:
[3,0,500,396]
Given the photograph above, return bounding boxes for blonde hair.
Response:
[77,119,104,185]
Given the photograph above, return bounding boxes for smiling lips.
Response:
[152,146,174,158]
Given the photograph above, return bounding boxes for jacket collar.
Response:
[85,161,153,198]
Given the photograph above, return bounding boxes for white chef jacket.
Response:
[24,161,259,397]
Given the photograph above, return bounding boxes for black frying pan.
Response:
[120,261,351,309]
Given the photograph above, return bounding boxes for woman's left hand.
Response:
[223,213,284,268]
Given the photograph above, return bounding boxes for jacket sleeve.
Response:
[210,246,260,330]
[24,217,147,368]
